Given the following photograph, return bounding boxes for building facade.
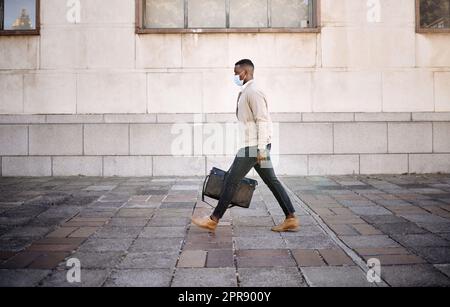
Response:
[0,0,450,177]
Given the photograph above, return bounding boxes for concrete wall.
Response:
[0,0,449,176]
[1,112,450,176]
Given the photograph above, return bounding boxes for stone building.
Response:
[0,0,449,177]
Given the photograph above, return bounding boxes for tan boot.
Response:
[271,217,299,232]
[191,216,218,232]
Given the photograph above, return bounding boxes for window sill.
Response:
[416,28,450,33]
[136,27,321,34]
[0,29,40,36]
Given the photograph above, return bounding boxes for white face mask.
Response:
[233,74,244,87]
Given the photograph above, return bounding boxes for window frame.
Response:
[135,0,321,34]
[416,0,450,33]
[0,0,40,36]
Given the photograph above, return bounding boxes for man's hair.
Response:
[235,59,254,69]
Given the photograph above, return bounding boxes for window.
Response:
[136,0,320,33]
[0,0,40,35]
[416,0,450,33]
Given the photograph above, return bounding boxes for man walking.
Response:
[192,59,299,233]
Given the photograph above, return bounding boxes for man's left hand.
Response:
[257,149,269,165]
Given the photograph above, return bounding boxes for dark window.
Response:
[136,0,320,33]
[417,0,450,32]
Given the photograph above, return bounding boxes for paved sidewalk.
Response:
[0,174,449,287]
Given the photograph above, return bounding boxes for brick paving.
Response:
[0,174,449,287]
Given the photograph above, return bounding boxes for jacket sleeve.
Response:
[247,90,271,151]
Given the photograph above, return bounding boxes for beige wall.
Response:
[0,0,449,176]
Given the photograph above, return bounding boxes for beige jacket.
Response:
[236,80,273,151]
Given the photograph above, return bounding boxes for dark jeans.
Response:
[212,144,295,219]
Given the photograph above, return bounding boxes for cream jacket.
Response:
[236,80,273,151]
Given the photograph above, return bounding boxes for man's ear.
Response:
[242,69,248,79]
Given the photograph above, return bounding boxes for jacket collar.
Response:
[241,79,255,92]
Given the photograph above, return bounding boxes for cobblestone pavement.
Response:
[0,174,449,287]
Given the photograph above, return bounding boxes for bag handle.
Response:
[201,174,214,208]
[202,174,209,203]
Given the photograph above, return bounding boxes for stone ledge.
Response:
[2,154,449,176]
[1,112,450,124]
[104,114,157,123]
[412,112,450,121]
[355,112,411,122]
[156,113,205,123]
[303,113,354,122]
[46,115,104,124]
[0,115,46,124]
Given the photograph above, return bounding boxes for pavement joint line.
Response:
[262,191,310,287]
[98,196,146,287]
[169,225,190,287]
[167,200,201,286]
[231,229,241,288]
[281,179,389,287]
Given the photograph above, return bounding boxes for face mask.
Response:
[233,74,244,87]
